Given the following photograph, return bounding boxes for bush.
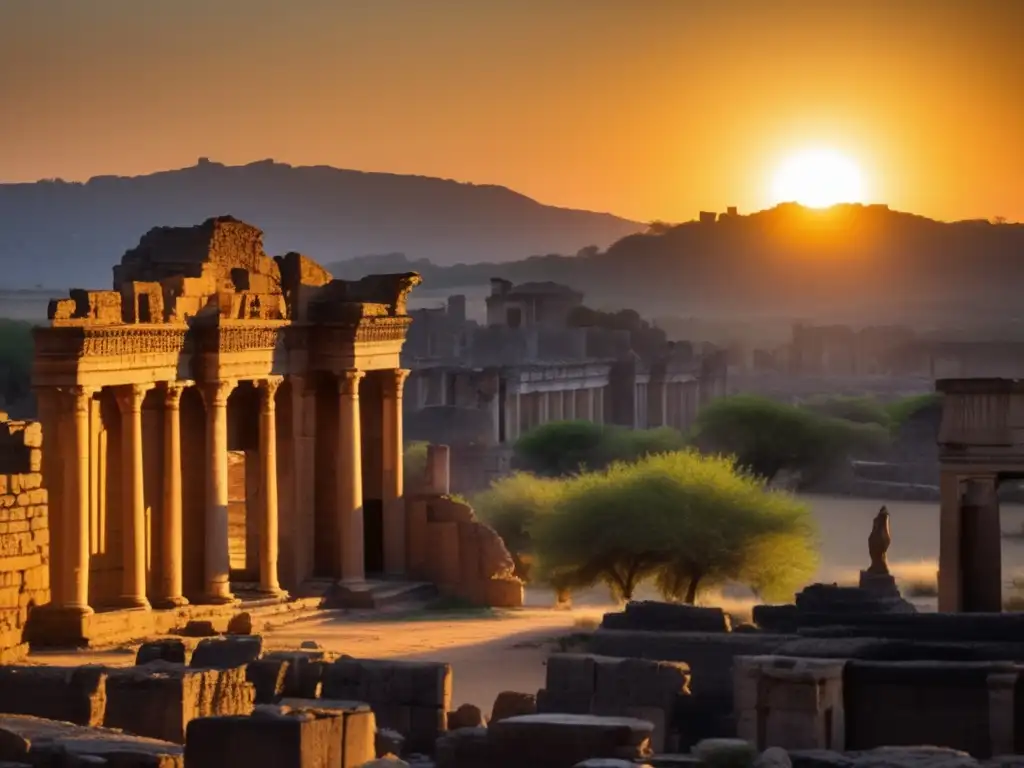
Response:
[532,450,818,603]
[884,393,941,428]
[403,441,429,492]
[514,420,687,477]
[0,319,33,412]
[801,395,892,428]
[471,472,565,581]
[691,395,890,484]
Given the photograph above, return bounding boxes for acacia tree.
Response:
[532,450,818,604]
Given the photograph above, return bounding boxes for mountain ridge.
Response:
[0,158,642,289]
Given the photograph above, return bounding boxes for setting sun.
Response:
[770,148,867,208]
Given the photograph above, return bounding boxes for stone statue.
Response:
[867,506,892,575]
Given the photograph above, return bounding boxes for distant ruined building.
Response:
[402,277,728,493]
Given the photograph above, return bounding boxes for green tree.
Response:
[471,471,564,581]
[690,395,889,484]
[0,319,34,413]
[403,441,429,493]
[532,450,817,604]
[514,421,688,477]
[801,395,892,428]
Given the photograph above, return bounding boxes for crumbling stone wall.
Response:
[0,414,49,662]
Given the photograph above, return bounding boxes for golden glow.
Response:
[770,149,868,208]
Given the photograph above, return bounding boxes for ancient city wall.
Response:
[0,414,50,662]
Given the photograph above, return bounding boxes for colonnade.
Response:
[503,386,604,443]
[39,368,408,617]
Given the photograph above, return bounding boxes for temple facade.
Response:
[30,217,422,643]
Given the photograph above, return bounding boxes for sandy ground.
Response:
[26,494,1024,711]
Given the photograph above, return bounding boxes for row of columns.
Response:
[502,386,604,444]
[46,368,408,616]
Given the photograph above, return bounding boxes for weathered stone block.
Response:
[278,698,376,767]
[104,663,254,743]
[490,691,536,723]
[246,657,290,703]
[0,666,107,726]
[184,709,343,768]
[190,635,263,669]
[487,714,654,768]
[0,714,182,767]
[448,704,485,730]
[435,727,492,768]
[136,639,188,666]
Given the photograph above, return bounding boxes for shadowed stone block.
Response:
[435,727,491,768]
[184,709,342,768]
[490,691,536,723]
[0,714,182,767]
[0,667,107,726]
[136,639,189,666]
[190,636,263,669]
[104,663,254,744]
[488,714,654,768]
[246,658,290,703]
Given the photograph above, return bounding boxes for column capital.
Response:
[259,376,284,413]
[382,368,411,398]
[62,385,96,415]
[115,383,153,414]
[337,369,365,397]
[200,379,237,409]
[164,380,192,409]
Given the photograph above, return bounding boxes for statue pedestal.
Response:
[858,570,901,600]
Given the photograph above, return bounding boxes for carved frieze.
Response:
[34,327,189,358]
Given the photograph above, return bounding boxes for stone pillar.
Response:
[156,381,189,608]
[939,473,1002,612]
[382,369,410,576]
[115,383,152,609]
[337,370,365,582]
[56,386,94,613]
[583,387,595,423]
[425,444,451,495]
[258,377,285,596]
[201,380,237,603]
[564,389,575,420]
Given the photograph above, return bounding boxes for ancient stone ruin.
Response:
[15,216,521,650]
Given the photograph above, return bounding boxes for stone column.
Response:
[115,383,152,609]
[382,369,410,576]
[156,382,189,607]
[939,473,1002,612]
[201,380,237,603]
[59,386,94,613]
[583,388,595,423]
[337,370,365,582]
[258,377,285,596]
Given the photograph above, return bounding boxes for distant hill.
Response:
[0,159,642,289]
[374,204,1024,326]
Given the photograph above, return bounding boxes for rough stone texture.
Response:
[539,654,689,753]
[0,666,107,726]
[184,709,342,768]
[246,657,291,703]
[375,727,405,758]
[692,738,757,767]
[0,713,182,767]
[136,639,189,666]
[263,651,337,699]
[226,612,254,635]
[190,635,263,669]
[487,714,654,768]
[0,418,50,663]
[490,691,537,724]
[277,699,376,767]
[435,727,492,768]
[181,620,221,638]
[103,662,255,744]
[447,704,486,730]
[320,658,452,755]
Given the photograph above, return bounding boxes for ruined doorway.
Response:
[361,372,385,576]
[227,383,261,586]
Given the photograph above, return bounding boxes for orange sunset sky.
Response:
[1,0,1021,223]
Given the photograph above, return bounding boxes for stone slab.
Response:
[184,710,343,768]
[488,714,654,768]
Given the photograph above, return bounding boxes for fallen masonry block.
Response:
[0,713,182,767]
[136,639,189,666]
[375,728,405,758]
[434,727,491,768]
[487,714,654,768]
[189,635,263,669]
[104,662,254,743]
[246,657,291,703]
[184,709,343,768]
[447,704,486,730]
[0,666,107,726]
[278,699,376,767]
[490,691,536,724]
[263,650,337,698]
